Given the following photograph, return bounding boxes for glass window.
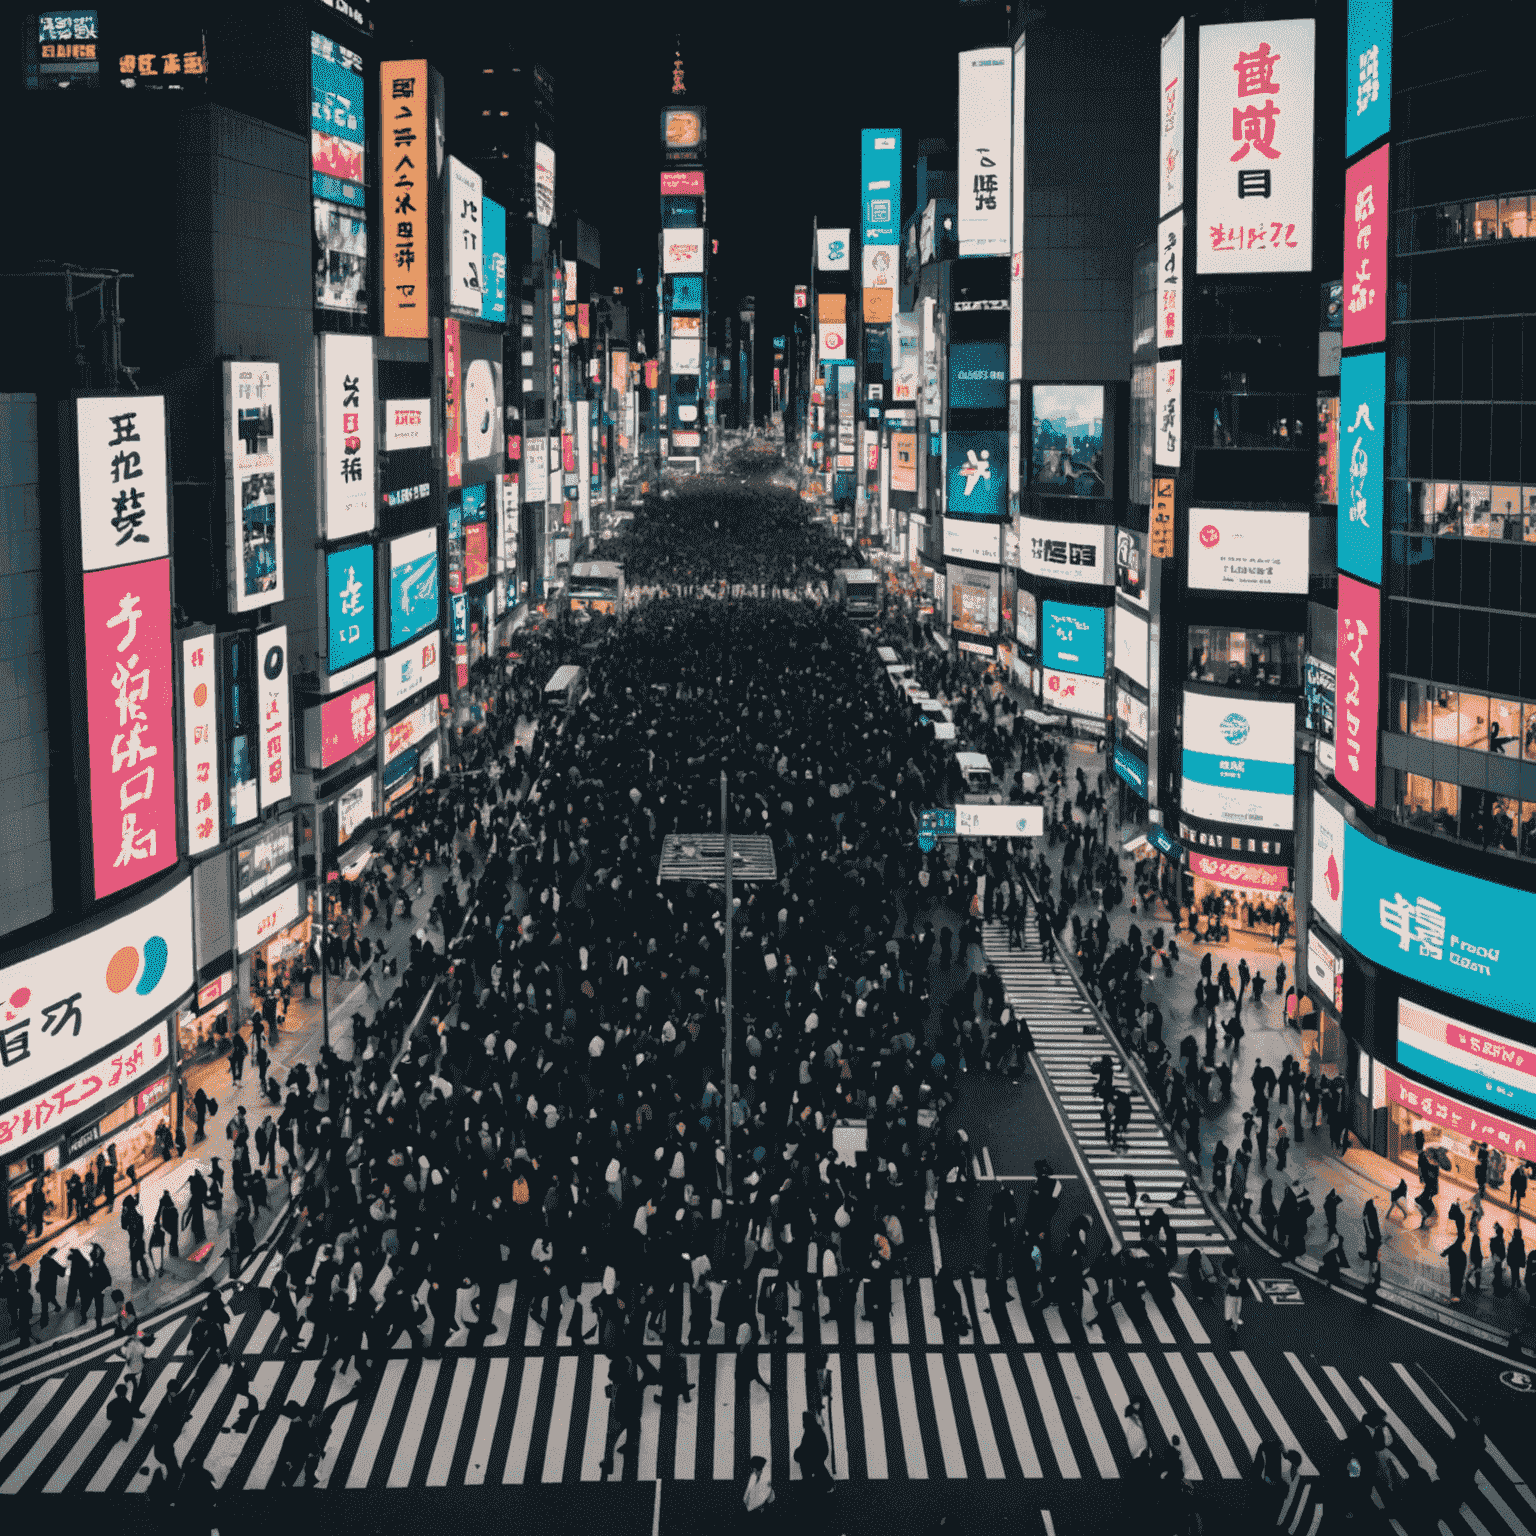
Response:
[1398,771,1434,831]
[1401,679,1432,738]
[1491,486,1522,541]
[1492,698,1522,755]
[1457,692,1491,750]
[1437,202,1467,247]
[1475,199,1500,240]
[1463,485,1493,537]
[1525,490,1536,544]
[1489,796,1521,852]
[1433,778,1460,835]
[1430,688,1460,744]
[1435,483,1461,537]
[1525,704,1536,761]
[1499,196,1529,241]
[1524,804,1536,860]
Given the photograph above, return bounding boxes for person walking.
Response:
[1508,1226,1527,1294]
[1442,1233,1468,1303]
[794,1409,833,1494]
[1361,1199,1383,1289]
[742,1454,775,1515]
[1387,1178,1409,1223]
[1223,1260,1245,1335]
[1490,1223,1507,1293]
[105,1383,145,1446]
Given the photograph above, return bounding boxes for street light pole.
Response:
[721,767,733,1205]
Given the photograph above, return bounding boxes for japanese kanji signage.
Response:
[236,879,301,955]
[446,155,484,317]
[316,679,377,769]
[1339,352,1385,583]
[84,559,177,898]
[1383,1070,1533,1162]
[222,362,284,612]
[0,1021,173,1159]
[1158,211,1184,348]
[1336,574,1380,808]
[1187,508,1310,593]
[1017,518,1111,584]
[958,49,1012,258]
[76,396,170,573]
[380,59,428,339]
[1150,477,1176,558]
[257,625,291,809]
[381,628,440,710]
[482,197,507,324]
[181,634,220,856]
[325,543,375,671]
[1196,19,1315,275]
[0,876,188,1101]
[1345,0,1392,158]
[1156,360,1182,467]
[1160,18,1186,217]
[1342,144,1389,350]
[321,334,375,539]
[444,317,462,489]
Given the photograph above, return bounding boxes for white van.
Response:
[956,750,1002,804]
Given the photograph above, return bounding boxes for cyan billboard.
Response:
[1041,600,1106,677]
[861,129,902,246]
[946,430,1008,520]
[1339,351,1386,585]
[326,543,375,670]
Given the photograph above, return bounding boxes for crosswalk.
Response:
[982,921,1232,1260]
[1,1329,1530,1530]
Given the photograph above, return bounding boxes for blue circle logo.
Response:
[1219,712,1250,745]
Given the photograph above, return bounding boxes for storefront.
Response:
[174,970,236,1115]
[1185,852,1293,943]
[236,880,312,1011]
[3,1022,178,1256]
[1298,926,1347,1080]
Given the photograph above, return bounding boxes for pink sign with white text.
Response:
[1342,145,1389,351]
[1336,574,1380,807]
[84,559,178,898]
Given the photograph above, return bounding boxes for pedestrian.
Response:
[743,1453,775,1514]
[105,1383,145,1445]
[1387,1178,1409,1223]
[1323,1188,1341,1239]
[1274,1121,1290,1173]
[1508,1226,1526,1293]
[794,1409,833,1493]
[1223,1261,1245,1334]
[1490,1223,1507,1293]
[1442,1233,1467,1303]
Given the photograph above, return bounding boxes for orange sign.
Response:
[891,432,917,493]
[380,60,429,339]
[663,108,702,147]
[863,288,893,324]
[1151,476,1176,558]
[818,294,846,323]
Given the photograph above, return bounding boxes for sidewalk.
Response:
[0,833,465,1360]
[1014,726,1536,1353]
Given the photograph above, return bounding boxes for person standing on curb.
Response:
[1223,1258,1245,1335]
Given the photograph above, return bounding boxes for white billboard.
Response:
[223,362,285,611]
[77,396,170,571]
[862,245,897,292]
[1042,669,1105,719]
[819,325,848,363]
[1195,18,1315,275]
[671,338,702,374]
[663,228,705,273]
[533,142,555,227]
[320,334,376,539]
[817,228,851,271]
[1158,211,1184,349]
[1156,359,1181,468]
[1117,686,1149,747]
[1311,791,1346,933]
[943,517,1001,565]
[385,398,430,451]
[1114,605,1150,688]
[958,48,1012,257]
[182,634,220,856]
[1181,690,1295,829]
[0,877,191,1101]
[382,629,441,711]
[1017,518,1111,584]
[1187,508,1310,594]
[955,804,1045,838]
[524,435,548,501]
[891,312,921,403]
[447,156,485,315]
[258,625,291,809]
[237,879,301,955]
[1159,17,1186,217]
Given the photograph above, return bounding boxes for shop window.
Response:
[1396,769,1436,832]
[1432,777,1460,837]
[1499,196,1531,241]
[1489,697,1522,755]
[1474,199,1500,241]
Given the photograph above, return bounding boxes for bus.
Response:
[836,567,881,624]
[569,561,625,616]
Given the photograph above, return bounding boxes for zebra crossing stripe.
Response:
[542,1354,581,1483]
[426,1358,477,1486]
[1055,1354,1113,1478]
[1,1371,102,1494]
[345,1356,406,1488]
[889,1354,929,1477]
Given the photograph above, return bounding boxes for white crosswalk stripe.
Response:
[982,921,1232,1258]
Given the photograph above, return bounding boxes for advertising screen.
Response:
[1181,690,1295,829]
[1343,145,1389,351]
[382,629,440,710]
[534,141,555,227]
[946,431,1008,519]
[1117,686,1149,747]
[943,517,1001,565]
[1030,385,1104,494]
[1191,854,1290,894]
[223,362,284,611]
[1195,19,1315,274]
[1043,669,1105,718]
[1186,508,1310,593]
[891,432,917,493]
[338,774,376,844]
[314,198,367,314]
[464,521,489,585]
[1157,361,1182,468]
[817,228,850,271]
[1339,351,1385,584]
[1316,393,1339,504]
[84,559,177,898]
[447,156,484,316]
[325,543,374,671]
[1041,601,1106,677]
[381,59,427,338]
[1336,574,1380,807]
[1115,605,1150,688]
[257,626,291,809]
[236,817,296,907]
[663,229,704,273]
[1304,655,1336,741]
[1311,791,1346,933]
[389,528,439,646]
[861,129,901,245]
[182,634,219,855]
[321,334,375,538]
[386,400,430,452]
[948,342,1008,409]
[1115,527,1149,609]
[1341,822,1536,1026]
[1114,742,1149,795]
[317,680,377,769]
[863,246,897,293]
[310,31,365,208]
[459,327,504,486]
[661,170,705,196]
[0,876,191,1100]
[76,396,170,571]
[955,805,1045,838]
[482,197,507,324]
[958,49,1012,257]
[1397,999,1536,1127]
[1018,519,1110,584]
[1160,18,1185,217]
[1159,211,1184,347]
[1346,0,1393,156]
[950,568,1000,637]
[1017,589,1038,650]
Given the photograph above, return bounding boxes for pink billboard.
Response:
[1343,145,1389,351]
[84,560,178,898]
[1336,574,1381,807]
[660,170,705,196]
[1383,1068,1536,1160]
[319,680,377,768]
[1190,854,1290,894]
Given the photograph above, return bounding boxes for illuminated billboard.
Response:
[311,32,365,208]
[389,527,439,646]
[1030,385,1104,494]
[325,543,375,671]
[1017,518,1110,584]
[316,680,377,769]
[1041,601,1106,677]
[380,59,427,338]
[1186,508,1310,593]
[223,362,284,611]
[958,49,1012,257]
[447,156,484,317]
[1181,690,1295,829]
[321,334,375,538]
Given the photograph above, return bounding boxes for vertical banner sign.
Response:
[1195,19,1316,274]
[181,633,220,855]
[74,398,179,896]
[444,317,462,488]
[1342,144,1389,351]
[482,197,507,324]
[381,60,428,338]
[258,625,291,809]
[310,32,365,209]
[891,312,920,402]
[860,129,901,246]
[533,141,555,227]
[1337,574,1381,807]
[1150,476,1176,557]
[1156,360,1182,467]
[958,50,1012,257]
[1339,351,1385,584]
[1345,0,1393,158]
[325,544,376,670]
[1011,37,1026,373]
[1158,211,1184,347]
[1160,18,1186,216]
[524,434,547,501]
[223,362,284,611]
[321,333,375,538]
[446,156,483,315]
